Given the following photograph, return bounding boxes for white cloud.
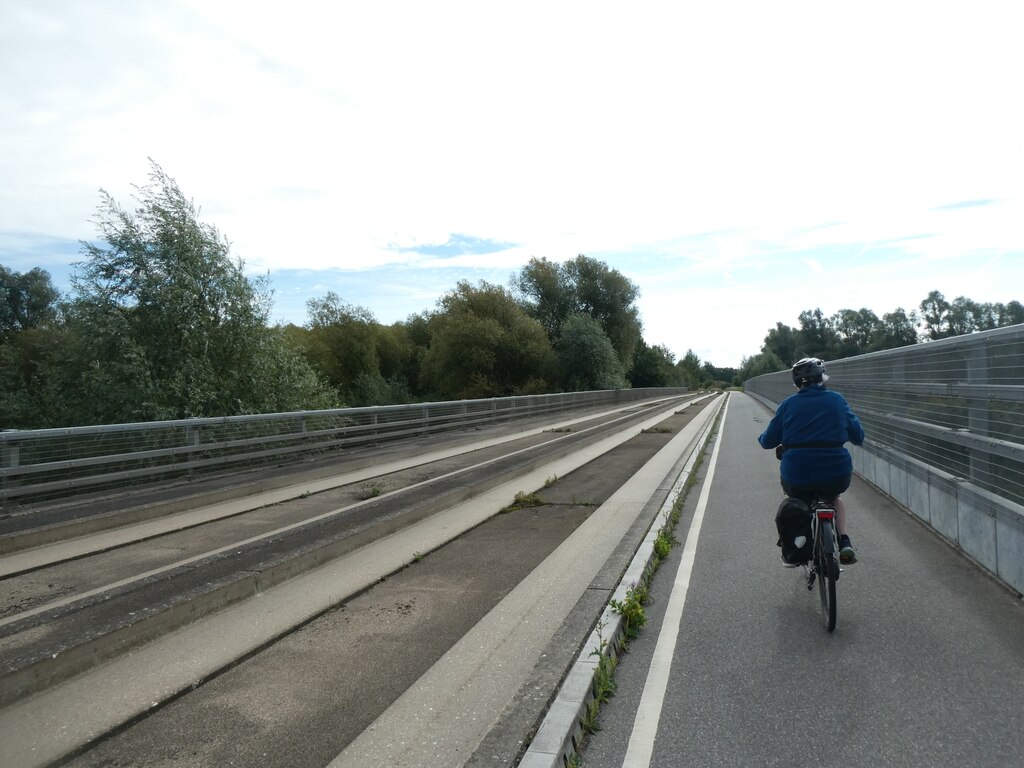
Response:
[2,0,1023,367]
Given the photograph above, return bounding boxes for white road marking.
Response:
[621,394,729,768]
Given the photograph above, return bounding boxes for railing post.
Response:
[185,425,200,478]
[1,435,20,509]
[966,342,990,487]
[891,356,910,456]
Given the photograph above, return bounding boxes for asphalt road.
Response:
[581,392,1024,768]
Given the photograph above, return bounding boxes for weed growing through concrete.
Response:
[580,699,602,735]
[500,490,544,513]
[654,529,673,559]
[356,484,383,500]
[589,621,618,705]
[641,426,672,434]
[567,406,723,761]
[610,582,649,639]
[543,474,558,488]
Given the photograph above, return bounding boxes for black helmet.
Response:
[792,357,828,388]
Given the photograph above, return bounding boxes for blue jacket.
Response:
[757,385,865,487]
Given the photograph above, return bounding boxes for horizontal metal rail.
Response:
[744,324,1024,506]
[0,388,688,508]
[744,324,1024,594]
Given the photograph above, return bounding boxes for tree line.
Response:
[1,163,732,429]
[737,292,1024,382]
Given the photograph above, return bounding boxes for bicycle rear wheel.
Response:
[816,521,838,632]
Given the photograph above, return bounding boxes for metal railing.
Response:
[744,324,1024,594]
[744,324,1024,507]
[0,388,688,509]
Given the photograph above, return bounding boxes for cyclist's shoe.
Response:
[839,535,857,565]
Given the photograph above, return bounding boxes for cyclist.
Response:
[757,357,864,564]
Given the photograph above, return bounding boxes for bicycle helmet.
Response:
[791,357,828,388]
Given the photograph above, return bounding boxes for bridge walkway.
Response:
[572,392,1024,768]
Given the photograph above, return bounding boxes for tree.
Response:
[556,313,627,391]
[762,322,798,366]
[795,309,839,359]
[628,340,680,387]
[1,266,60,335]
[61,161,335,424]
[676,349,704,389]
[306,302,420,406]
[920,290,952,340]
[946,296,984,337]
[421,280,555,399]
[0,266,63,427]
[514,254,643,371]
[994,300,1024,327]
[738,349,786,382]
[301,292,382,402]
[511,257,570,340]
[868,307,919,350]
[832,308,881,358]
[702,361,738,388]
[564,255,643,369]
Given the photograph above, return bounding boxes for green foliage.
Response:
[870,307,919,350]
[796,308,839,360]
[51,161,336,425]
[0,266,60,335]
[628,339,682,387]
[676,348,703,389]
[610,582,648,639]
[580,699,603,735]
[556,313,626,391]
[421,280,555,399]
[919,290,1023,340]
[0,267,65,428]
[294,291,421,405]
[501,490,545,512]
[592,647,618,703]
[762,322,798,366]
[737,349,786,383]
[515,254,643,371]
[356,484,383,499]
[740,290,1022,385]
[654,529,673,559]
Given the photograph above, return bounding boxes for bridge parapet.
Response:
[746,324,1024,596]
[0,388,687,511]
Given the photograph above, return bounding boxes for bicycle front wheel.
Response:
[816,521,838,632]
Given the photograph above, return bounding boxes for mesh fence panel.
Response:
[745,324,1024,508]
[0,388,687,508]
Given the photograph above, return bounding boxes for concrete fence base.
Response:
[851,442,1024,598]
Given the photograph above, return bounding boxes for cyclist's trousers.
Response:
[781,472,852,500]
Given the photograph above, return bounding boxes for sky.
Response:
[2,1,1022,368]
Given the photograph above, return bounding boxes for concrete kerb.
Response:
[517,395,724,768]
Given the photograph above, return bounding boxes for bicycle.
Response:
[799,494,841,632]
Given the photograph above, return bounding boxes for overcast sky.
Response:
[2,1,1021,368]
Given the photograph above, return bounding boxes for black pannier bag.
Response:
[775,497,813,564]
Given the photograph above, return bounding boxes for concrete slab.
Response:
[327,398,721,768]
[0,398,711,767]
